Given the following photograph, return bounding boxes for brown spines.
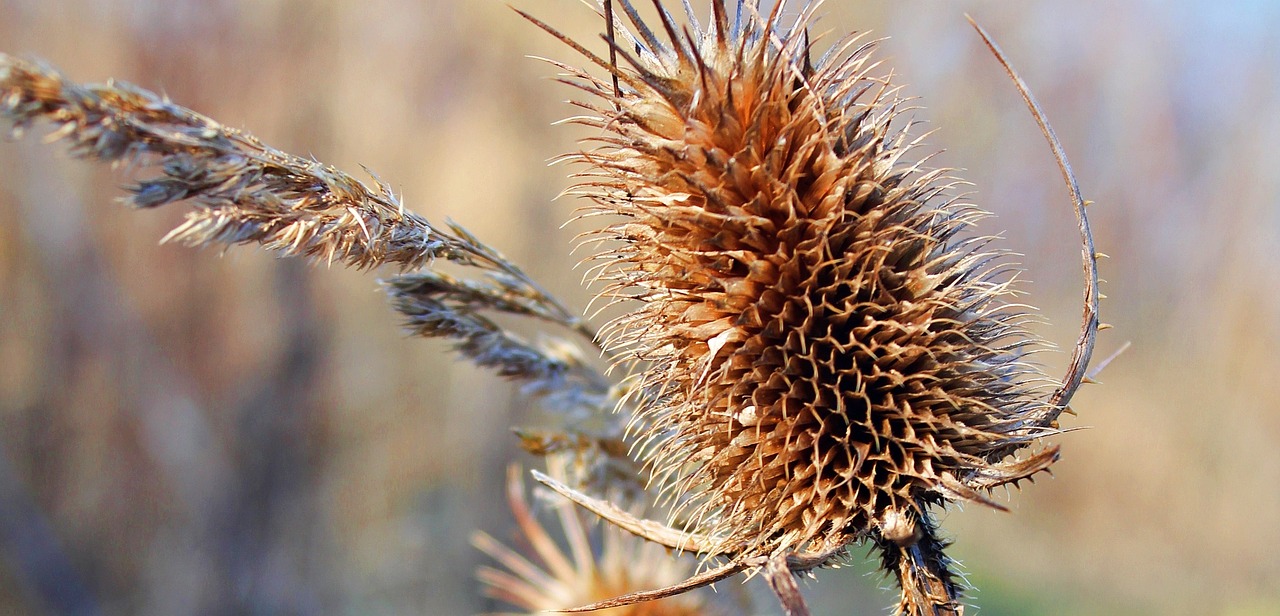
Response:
[659,188,1048,560]
[527,2,1085,613]
[565,4,1052,560]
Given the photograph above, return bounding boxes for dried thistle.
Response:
[474,466,728,616]
[523,2,1100,614]
[0,52,607,406]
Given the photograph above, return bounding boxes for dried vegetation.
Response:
[0,1,1104,614]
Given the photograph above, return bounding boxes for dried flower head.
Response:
[474,466,727,616]
[524,1,1099,614]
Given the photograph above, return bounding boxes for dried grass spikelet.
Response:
[474,465,729,616]
[0,54,436,270]
[523,2,1100,614]
[0,52,611,405]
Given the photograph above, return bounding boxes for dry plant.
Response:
[0,51,609,416]
[514,2,1101,614]
[474,464,729,616]
[0,1,1105,614]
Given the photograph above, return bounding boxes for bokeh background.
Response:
[1,1,1277,614]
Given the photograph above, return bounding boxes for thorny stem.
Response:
[605,0,621,105]
[879,509,964,616]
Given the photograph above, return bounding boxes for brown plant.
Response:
[0,52,609,412]
[522,1,1100,614]
[475,465,728,616]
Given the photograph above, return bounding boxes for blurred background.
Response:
[0,1,1277,614]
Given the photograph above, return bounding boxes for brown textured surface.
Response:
[557,2,1056,566]
[537,4,1079,612]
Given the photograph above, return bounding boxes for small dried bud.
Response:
[879,509,922,547]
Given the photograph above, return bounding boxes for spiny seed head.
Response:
[474,467,721,616]
[539,0,1064,563]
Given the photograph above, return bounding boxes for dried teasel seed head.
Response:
[525,1,1100,613]
[473,466,728,616]
[538,0,1054,551]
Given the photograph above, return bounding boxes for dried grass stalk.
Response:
[0,52,608,402]
[2,54,435,269]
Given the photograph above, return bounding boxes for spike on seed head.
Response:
[528,1,1098,613]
